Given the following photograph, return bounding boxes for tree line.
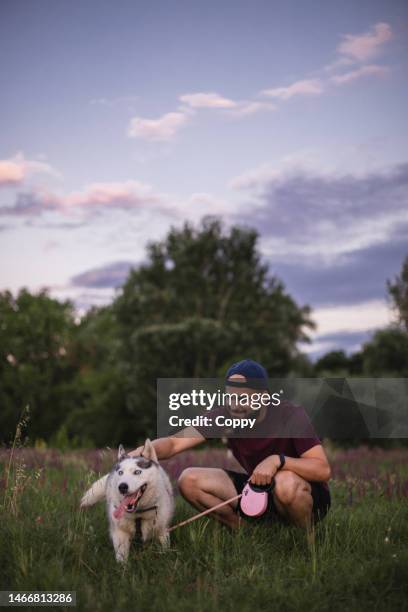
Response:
[1,218,407,447]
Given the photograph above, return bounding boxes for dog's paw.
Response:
[158,531,170,548]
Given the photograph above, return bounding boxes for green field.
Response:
[1,447,407,612]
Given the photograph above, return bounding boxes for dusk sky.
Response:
[1,0,407,358]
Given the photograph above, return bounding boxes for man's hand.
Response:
[250,455,280,486]
[128,446,144,457]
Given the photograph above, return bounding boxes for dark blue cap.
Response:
[225,359,269,390]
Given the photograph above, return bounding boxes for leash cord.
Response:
[167,492,243,533]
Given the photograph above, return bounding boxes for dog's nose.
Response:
[118,482,128,494]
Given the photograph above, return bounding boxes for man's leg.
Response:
[178,467,241,529]
[272,471,313,532]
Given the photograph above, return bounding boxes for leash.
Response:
[114,493,242,530]
[167,492,243,533]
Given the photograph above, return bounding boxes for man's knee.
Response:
[274,471,311,507]
[178,468,200,498]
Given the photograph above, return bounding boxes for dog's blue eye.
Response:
[118,470,123,475]
[134,469,142,475]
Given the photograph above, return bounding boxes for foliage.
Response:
[0,288,78,443]
[0,220,407,448]
[111,218,314,442]
[387,254,408,331]
[0,447,407,611]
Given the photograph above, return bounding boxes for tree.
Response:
[113,218,314,440]
[0,288,78,443]
[0,219,316,446]
[387,255,408,331]
[315,350,351,375]
[360,328,408,376]
[62,305,129,446]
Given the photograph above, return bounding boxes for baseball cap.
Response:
[225,359,269,390]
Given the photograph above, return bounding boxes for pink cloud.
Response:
[227,101,277,117]
[337,22,393,62]
[331,64,390,85]
[0,180,169,218]
[261,78,324,100]
[0,159,25,186]
[0,153,60,187]
[127,111,189,141]
[179,92,237,109]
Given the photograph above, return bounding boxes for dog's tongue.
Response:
[113,488,143,520]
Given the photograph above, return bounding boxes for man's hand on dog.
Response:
[250,455,280,486]
[128,446,144,457]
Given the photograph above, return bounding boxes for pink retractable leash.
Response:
[168,478,275,532]
[240,480,275,517]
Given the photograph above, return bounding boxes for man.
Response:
[129,359,331,531]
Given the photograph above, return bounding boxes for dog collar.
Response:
[133,505,157,514]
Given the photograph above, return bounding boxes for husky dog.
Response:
[80,440,174,563]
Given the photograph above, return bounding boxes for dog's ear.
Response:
[118,444,127,460]
[142,439,158,463]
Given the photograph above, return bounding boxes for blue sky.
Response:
[1,0,407,357]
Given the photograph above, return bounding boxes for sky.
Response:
[1,0,407,358]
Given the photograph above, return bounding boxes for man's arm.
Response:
[280,444,331,481]
[251,444,331,486]
[128,426,205,460]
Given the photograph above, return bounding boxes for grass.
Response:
[0,448,407,612]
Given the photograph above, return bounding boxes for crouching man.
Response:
[130,359,332,532]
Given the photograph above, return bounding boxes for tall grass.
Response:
[1,444,407,612]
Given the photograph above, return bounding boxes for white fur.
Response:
[80,440,174,563]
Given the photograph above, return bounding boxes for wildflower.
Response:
[6,353,17,366]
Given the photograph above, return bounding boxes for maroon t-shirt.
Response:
[195,400,329,490]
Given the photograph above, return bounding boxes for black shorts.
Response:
[224,469,331,525]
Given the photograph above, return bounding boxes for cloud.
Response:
[47,284,117,312]
[127,111,190,141]
[0,175,235,224]
[227,101,277,117]
[299,330,374,359]
[337,22,393,63]
[312,300,391,336]
[180,92,277,118]
[179,92,237,109]
[0,192,57,216]
[70,261,134,288]
[0,152,60,187]
[0,180,170,218]
[330,64,390,85]
[43,240,59,252]
[0,159,25,186]
[126,93,275,142]
[268,233,408,307]
[231,161,408,261]
[260,78,324,100]
[124,22,393,141]
[300,299,391,359]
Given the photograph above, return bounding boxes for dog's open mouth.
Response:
[123,483,147,513]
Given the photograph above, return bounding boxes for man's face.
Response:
[225,374,264,418]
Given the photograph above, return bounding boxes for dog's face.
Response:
[111,439,159,512]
